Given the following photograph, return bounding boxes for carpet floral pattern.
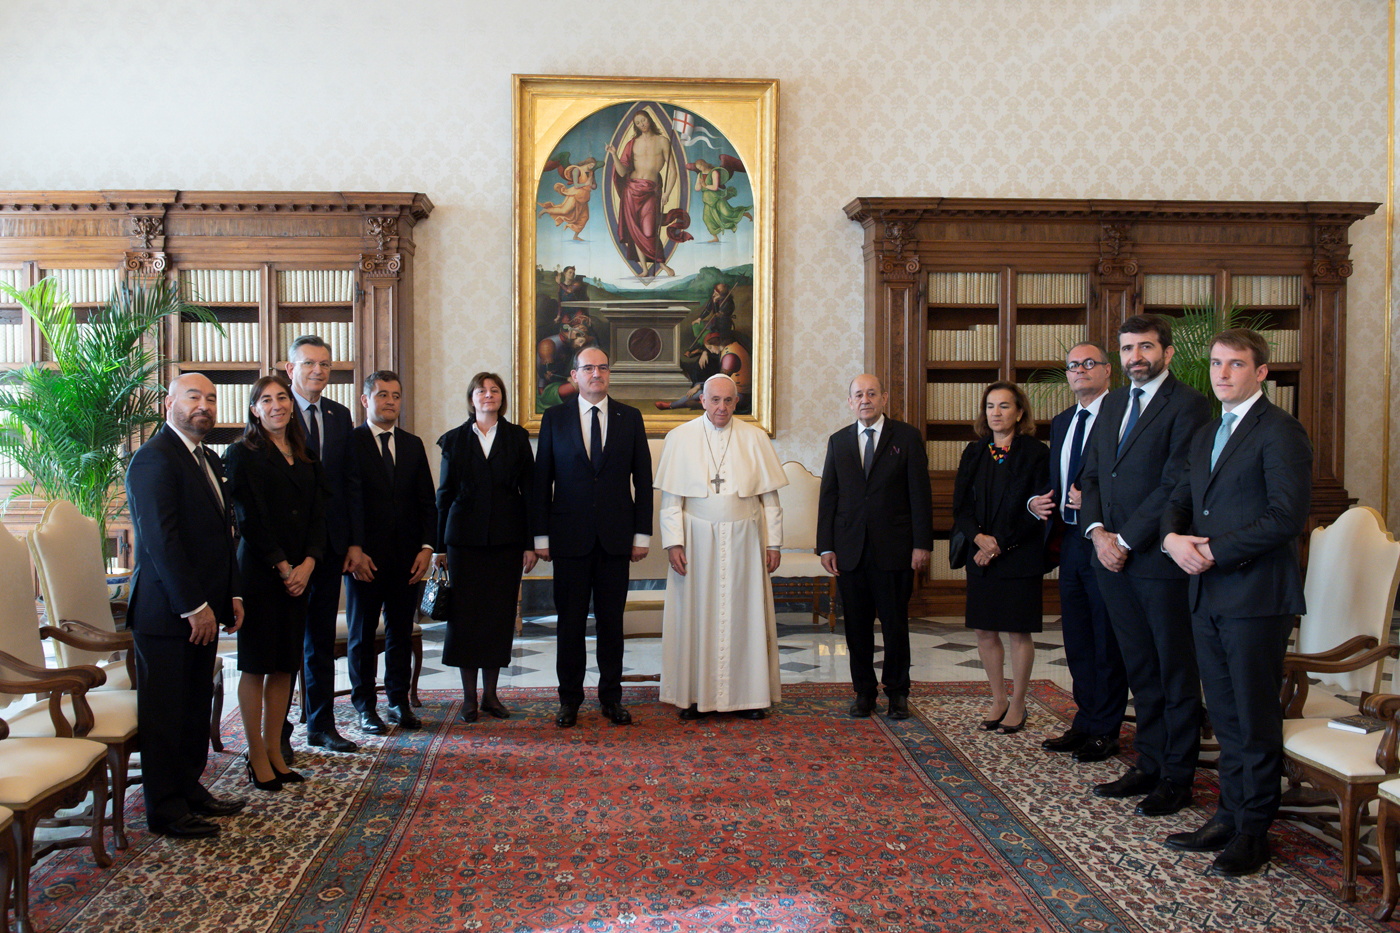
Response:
[26,683,1388,932]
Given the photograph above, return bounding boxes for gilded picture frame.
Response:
[514,74,778,435]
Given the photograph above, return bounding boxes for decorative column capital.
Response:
[359,252,402,278]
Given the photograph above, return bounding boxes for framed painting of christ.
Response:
[513,74,778,435]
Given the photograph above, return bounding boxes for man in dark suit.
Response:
[817,373,932,720]
[1078,314,1210,816]
[533,346,653,728]
[344,370,436,734]
[1161,328,1311,876]
[125,373,246,838]
[285,335,360,753]
[1029,342,1126,763]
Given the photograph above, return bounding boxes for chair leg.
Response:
[1339,788,1367,902]
[0,823,11,933]
[1376,800,1400,921]
[11,819,30,933]
[107,746,128,851]
[826,577,837,632]
[210,670,225,753]
[410,632,424,708]
[89,762,111,869]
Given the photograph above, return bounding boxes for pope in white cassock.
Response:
[655,374,788,720]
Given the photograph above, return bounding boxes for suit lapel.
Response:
[1115,375,1174,463]
[168,426,226,520]
[567,400,590,470]
[596,402,624,473]
[1204,400,1266,493]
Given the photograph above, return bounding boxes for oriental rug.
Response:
[26,683,1388,933]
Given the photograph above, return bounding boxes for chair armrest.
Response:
[0,650,101,737]
[43,619,134,652]
[1363,695,1400,773]
[1287,634,1379,664]
[1282,643,1398,676]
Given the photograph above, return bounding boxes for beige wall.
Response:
[2,0,1390,514]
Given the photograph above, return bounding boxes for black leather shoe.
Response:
[1073,735,1121,763]
[1209,832,1270,876]
[849,696,875,718]
[1165,820,1236,852]
[151,813,220,838]
[1093,766,1158,798]
[190,795,247,818]
[1136,779,1193,817]
[601,702,633,725]
[307,729,358,753]
[480,699,511,720]
[678,704,708,721]
[281,720,295,765]
[387,705,422,729]
[886,696,910,721]
[736,708,766,720]
[1042,729,1088,753]
[556,705,579,728]
[358,711,388,735]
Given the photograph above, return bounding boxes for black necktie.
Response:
[1063,408,1090,524]
[306,403,321,456]
[193,445,223,508]
[589,406,603,472]
[862,427,875,477]
[1117,387,1143,456]
[379,431,394,480]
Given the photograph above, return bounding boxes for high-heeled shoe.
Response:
[459,704,480,724]
[480,698,510,720]
[244,754,282,791]
[997,716,1028,735]
[272,767,306,784]
[981,706,1009,731]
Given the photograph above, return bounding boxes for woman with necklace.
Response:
[224,374,325,790]
[435,372,536,723]
[952,381,1049,736]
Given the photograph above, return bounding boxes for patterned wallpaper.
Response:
[1,0,1391,515]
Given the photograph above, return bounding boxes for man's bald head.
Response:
[847,373,888,427]
[166,372,218,440]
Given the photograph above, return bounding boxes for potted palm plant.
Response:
[0,276,217,563]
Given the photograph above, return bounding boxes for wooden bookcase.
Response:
[844,198,1378,616]
[0,190,434,549]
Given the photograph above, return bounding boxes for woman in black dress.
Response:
[224,374,325,789]
[435,372,536,723]
[952,381,1049,735]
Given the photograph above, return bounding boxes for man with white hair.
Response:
[654,374,787,719]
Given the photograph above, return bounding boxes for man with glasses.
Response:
[533,347,653,728]
[1030,343,1125,762]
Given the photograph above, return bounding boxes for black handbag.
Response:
[948,528,970,570]
[420,565,451,620]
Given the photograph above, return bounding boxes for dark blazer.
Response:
[348,423,437,569]
[125,424,240,636]
[1163,397,1312,617]
[293,393,357,555]
[222,441,327,573]
[816,418,933,571]
[437,418,534,550]
[532,398,653,558]
[1078,373,1210,578]
[952,434,1050,578]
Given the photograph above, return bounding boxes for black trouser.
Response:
[838,563,914,699]
[133,630,218,827]
[1059,528,1127,736]
[553,544,629,708]
[345,559,420,711]
[301,550,345,732]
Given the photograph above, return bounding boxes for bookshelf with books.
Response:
[846,197,1377,615]
[0,190,434,536]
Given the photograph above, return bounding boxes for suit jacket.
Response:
[1078,373,1210,578]
[437,418,533,550]
[222,441,327,574]
[293,393,358,556]
[348,423,437,570]
[816,418,933,571]
[532,398,653,558]
[125,424,240,637]
[1163,397,1312,617]
[952,434,1050,578]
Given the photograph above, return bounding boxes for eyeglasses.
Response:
[577,364,610,374]
[1065,359,1108,372]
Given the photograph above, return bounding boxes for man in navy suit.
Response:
[1078,314,1210,817]
[285,335,361,753]
[1162,328,1312,876]
[344,370,436,734]
[126,373,246,837]
[816,374,932,720]
[533,347,653,728]
[1029,342,1126,762]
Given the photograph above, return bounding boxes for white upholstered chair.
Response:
[772,461,837,630]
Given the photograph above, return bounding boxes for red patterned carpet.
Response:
[26,683,1389,932]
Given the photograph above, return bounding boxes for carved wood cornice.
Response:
[844,197,1379,227]
[1097,221,1138,280]
[0,191,435,223]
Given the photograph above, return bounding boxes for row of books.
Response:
[1264,380,1297,415]
[211,380,361,425]
[1233,275,1302,307]
[925,440,968,471]
[925,381,1073,422]
[0,269,21,304]
[1142,274,1215,307]
[1262,329,1300,363]
[183,323,261,362]
[1015,324,1089,361]
[321,382,360,411]
[276,322,355,360]
[928,325,998,361]
[179,269,261,304]
[1016,272,1087,305]
[928,271,999,305]
[277,269,355,303]
[42,268,121,305]
[0,323,23,362]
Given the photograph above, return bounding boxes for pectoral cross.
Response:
[711,472,725,493]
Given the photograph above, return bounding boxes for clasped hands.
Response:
[972,533,1000,567]
[1163,532,1215,575]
